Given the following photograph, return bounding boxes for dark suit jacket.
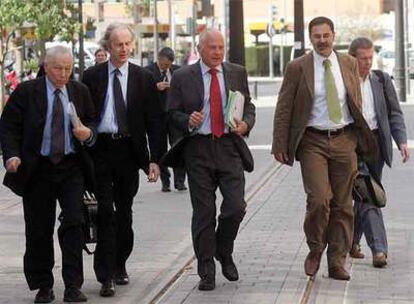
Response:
[272,51,377,165]
[82,61,163,173]
[0,77,97,196]
[145,62,180,112]
[165,60,256,171]
[370,71,407,167]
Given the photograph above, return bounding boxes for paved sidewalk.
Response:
[158,156,414,304]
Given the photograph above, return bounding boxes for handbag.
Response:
[83,191,98,254]
[352,163,387,208]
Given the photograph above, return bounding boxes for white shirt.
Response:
[98,60,129,133]
[308,51,354,129]
[360,74,378,130]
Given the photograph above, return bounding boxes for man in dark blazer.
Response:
[272,17,377,281]
[146,47,187,192]
[0,46,96,303]
[348,37,410,267]
[168,28,256,291]
[82,23,162,297]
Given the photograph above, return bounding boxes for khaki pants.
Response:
[297,128,358,267]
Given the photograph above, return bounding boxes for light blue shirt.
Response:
[98,60,129,133]
[198,60,229,135]
[40,77,76,156]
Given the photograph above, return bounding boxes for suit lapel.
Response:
[222,62,230,97]
[337,52,355,100]
[369,73,383,115]
[34,77,48,122]
[303,53,314,99]
[96,62,109,114]
[190,62,204,110]
[126,64,134,111]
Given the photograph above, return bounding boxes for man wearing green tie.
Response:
[272,16,376,281]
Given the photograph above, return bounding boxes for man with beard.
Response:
[272,16,376,280]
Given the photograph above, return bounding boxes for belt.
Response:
[306,125,353,137]
[99,133,131,140]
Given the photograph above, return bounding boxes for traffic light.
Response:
[271,4,278,21]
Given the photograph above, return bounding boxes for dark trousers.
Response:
[296,128,358,268]
[353,132,388,255]
[23,155,85,290]
[92,136,139,283]
[184,135,246,278]
[160,114,186,188]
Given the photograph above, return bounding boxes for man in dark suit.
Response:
[168,28,256,291]
[82,23,162,297]
[146,47,187,192]
[348,37,410,267]
[0,46,96,303]
[272,17,376,281]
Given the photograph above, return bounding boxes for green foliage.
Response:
[0,0,80,43]
[24,58,39,72]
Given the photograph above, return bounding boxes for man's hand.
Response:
[148,163,160,182]
[73,121,92,142]
[189,111,204,129]
[231,118,249,136]
[273,152,289,164]
[156,81,170,91]
[399,143,410,163]
[6,157,21,173]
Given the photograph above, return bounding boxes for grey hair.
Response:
[197,28,222,51]
[44,45,73,63]
[100,23,135,51]
[348,37,374,57]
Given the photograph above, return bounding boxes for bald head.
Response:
[197,28,225,68]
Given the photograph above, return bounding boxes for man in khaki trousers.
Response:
[272,16,376,280]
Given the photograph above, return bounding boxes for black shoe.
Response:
[63,288,87,302]
[34,288,55,303]
[161,185,171,192]
[115,267,129,285]
[99,280,115,297]
[175,184,187,191]
[215,254,239,281]
[198,276,215,291]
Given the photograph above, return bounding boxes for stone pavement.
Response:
[157,155,414,304]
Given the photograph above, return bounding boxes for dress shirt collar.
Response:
[200,59,223,76]
[313,50,337,67]
[108,60,128,76]
[45,76,68,99]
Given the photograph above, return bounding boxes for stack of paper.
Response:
[225,90,245,128]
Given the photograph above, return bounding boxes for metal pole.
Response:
[293,0,305,58]
[78,0,85,79]
[154,0,159,61]
[222,0,229,61]
[395,0,406,102]
[404,0,410,93]
[192,0,197,54]
[168,0,173,50]
[171,3,176,52]
[229,0,245,65]
[268,4,274,78]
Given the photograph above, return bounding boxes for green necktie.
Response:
[323,59,342,123]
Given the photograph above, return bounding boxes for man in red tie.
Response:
[167,28,256,291]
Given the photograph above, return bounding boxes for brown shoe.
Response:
[328,266,351,281]
[373,252,387,268]
[304,251,322,276]
[350,244,365,259]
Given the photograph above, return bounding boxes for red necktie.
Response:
[209,68,224,138]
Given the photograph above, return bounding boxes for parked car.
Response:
[377,48,414,78]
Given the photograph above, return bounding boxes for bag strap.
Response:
[372,69,391,116]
